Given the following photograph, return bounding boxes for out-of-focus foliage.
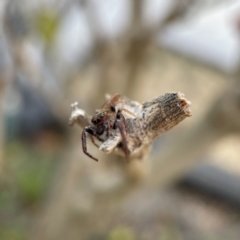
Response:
[35,10,59,46]
[2,142,56,204]
[159,227,182,240]
[0,141,57,239]
[0,228,27,240]
[108,226,135,240]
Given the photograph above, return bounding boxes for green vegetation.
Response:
[0,141,57,240]
[159,227,182,240]
[35,10,59,45]
[108,226,135,240]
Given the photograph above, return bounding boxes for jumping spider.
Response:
[82,94,133,161]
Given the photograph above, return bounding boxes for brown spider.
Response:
[81,94,131,161]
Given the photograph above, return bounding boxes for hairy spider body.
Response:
[81,95,132,161]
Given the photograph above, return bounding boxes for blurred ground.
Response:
[2,140,240,240]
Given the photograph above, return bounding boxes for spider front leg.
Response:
[81,129,98,162]
[115,113,130,158]
[116,121,130,158]
[89,135,100,148]
[116,110,129,133]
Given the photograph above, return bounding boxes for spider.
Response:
[81,94,133,161]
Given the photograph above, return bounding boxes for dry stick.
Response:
[149,78,240,186]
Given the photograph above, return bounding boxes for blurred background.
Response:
[1,0,240,240]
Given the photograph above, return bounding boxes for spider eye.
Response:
[91,117,97,124]
[110,106,115,112]
[86,127,94,135]
[116,110,121,119]
[118,142,123,148]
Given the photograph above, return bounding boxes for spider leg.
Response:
[89,135,100,148]
[81,130,98,161]
[121,108,137,118]
[116,120,130,158]
[102,93,120,109]
[106,122,111,138]
[117,111,129,133]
